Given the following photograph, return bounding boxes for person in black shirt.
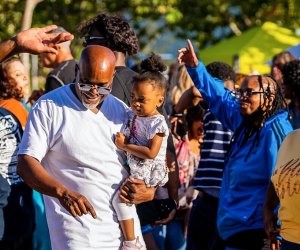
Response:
[40,27,77,93]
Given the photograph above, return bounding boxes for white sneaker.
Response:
[121,237,143,250]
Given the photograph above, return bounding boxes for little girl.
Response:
[114,54,169,250]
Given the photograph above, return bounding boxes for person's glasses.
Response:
[77,81,111,95]
[234,90,265,99]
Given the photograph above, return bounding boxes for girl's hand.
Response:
[177,39,198,67]
[115,132,126,150]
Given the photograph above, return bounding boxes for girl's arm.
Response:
[115,132,164,159]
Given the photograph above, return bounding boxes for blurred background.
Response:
[1,0,300,90]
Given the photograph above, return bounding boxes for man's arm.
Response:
[0,25,74,62]
[17,154,96,219]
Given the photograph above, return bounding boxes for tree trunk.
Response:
[20,0,44,94]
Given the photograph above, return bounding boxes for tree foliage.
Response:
[1,0,299,51]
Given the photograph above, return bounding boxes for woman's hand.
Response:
[178,39,198,67]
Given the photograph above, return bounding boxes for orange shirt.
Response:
[0,98,28,128]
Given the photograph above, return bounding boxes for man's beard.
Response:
[80,92,107,110]
[82,100,100,110]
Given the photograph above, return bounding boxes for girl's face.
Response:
[130,81,164,117]
[5,61,29,98]
[190,120,204,141]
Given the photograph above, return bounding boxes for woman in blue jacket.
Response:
[178,40,293,250]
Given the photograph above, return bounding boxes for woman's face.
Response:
[5,61,29,98]
[239,76,274,116]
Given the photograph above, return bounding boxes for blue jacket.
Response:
[187,62,293,239]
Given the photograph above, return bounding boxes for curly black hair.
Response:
[281,59,300,96]
[206,61,236,82]
[0,57,23,101]
[77,13,139,56]
[132,53,168,96]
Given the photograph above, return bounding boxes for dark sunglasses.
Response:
[234,90,265,99]
[77,81,111,95]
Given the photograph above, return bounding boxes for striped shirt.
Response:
[193,109,233,197]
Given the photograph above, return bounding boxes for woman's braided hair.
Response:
[258,75,286,124]
[227,75,287,161]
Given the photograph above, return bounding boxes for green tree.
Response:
[1,0,299,51]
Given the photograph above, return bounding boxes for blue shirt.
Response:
[187,62,293,240]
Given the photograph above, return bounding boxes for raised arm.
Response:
[0,25,74,62]
[17,154,96,219]
[177,39,198,67]
[178,40,241,131]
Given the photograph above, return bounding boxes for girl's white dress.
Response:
[123,110,169,187]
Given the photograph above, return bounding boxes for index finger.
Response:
[39,25,58,33]
[84,200,97,219]
[186,39,195,54]
[49,33,74,45]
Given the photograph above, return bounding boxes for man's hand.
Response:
[178,39,198,67]
[15,25,74,55]
[58,189,97,219]
[119,178,156,204]
[115,132,126,150]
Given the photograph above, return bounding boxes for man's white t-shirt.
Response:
[18,85,144,250]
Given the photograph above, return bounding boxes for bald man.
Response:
[17,45,145,249]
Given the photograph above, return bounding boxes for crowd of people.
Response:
[0,12,300,250]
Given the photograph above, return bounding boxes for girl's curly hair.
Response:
[132,53,168,96]
[77,13,139,56]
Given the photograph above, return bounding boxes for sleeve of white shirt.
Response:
[18,102,52,162]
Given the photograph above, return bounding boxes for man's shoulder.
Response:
[47,60,77,80]
[35,86,71,109]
